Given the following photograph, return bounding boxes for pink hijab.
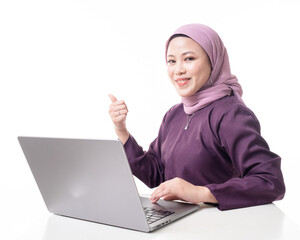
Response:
[166,24,243,114]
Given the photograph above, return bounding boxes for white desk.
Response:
[18,203,300,240]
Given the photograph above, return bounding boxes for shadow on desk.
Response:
[19,203,300,240]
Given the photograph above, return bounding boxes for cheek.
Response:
[167,66,174,79]
[191,63,210,80]
[185,61,198,73]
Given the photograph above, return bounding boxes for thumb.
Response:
[163,195,177,201]
[108,94,118,103]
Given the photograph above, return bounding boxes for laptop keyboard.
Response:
[143,207,174,224]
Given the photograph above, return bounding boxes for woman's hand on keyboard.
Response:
[150,177,218,204]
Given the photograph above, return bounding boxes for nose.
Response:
[174,62,186,75]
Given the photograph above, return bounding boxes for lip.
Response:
[175,78,190,87]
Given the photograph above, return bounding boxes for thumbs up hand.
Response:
[108,94,129,144]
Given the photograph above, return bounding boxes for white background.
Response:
[1,0,299,239]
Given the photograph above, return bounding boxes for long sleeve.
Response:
[123,105,181,188]
[206,103,285,210]
[123,134,165,188]
[123,94,285,210]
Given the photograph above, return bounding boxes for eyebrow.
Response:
[167,51,196,58]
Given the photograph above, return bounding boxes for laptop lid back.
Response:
[18,137,149,232]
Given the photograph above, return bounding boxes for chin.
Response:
[176,89,194,98]
[174,85,196,97]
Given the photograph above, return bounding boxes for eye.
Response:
[167,59,176,64]
[185,57,195,62]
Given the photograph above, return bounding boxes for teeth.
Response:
[177,79,187,83]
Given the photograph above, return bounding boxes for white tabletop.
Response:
[18,203,300,240]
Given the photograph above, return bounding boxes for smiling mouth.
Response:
[175,78,190,87]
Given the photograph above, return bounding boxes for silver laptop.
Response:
[18,136,199,232]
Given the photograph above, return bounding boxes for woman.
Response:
[108,24,285,210]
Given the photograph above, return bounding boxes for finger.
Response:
[109,103,127,116]
[150,195,160,203]
[109,108,128,117]
[163,194,185,202]
[151,185,164,199]
[108,94,118,103]
[151,187,168,203]
[151,190,169,203]
[112,104,127,111]
[111,109,128,117]
[114,114,127,122]
[150,190,160,203]
[163,195,178,201]
[112,109,128,118]
[109,100,128,112]
[118,109,128,115]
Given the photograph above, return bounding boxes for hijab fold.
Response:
[166,24,243,114]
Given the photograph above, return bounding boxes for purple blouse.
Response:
[124,93,285,210]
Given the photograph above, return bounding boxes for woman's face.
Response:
[167,37,212,97]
